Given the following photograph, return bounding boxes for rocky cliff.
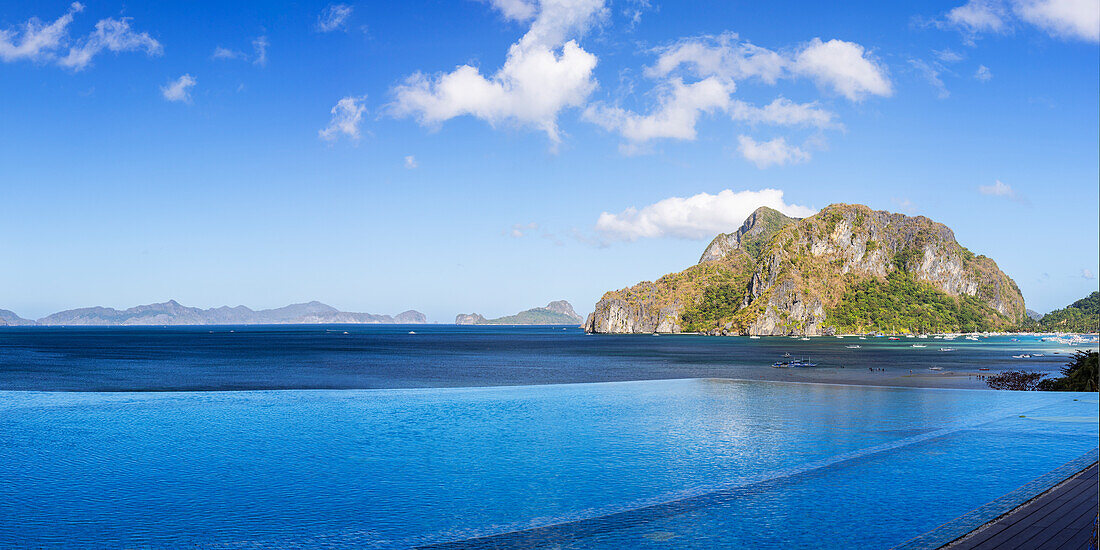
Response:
[585,204,1026,336]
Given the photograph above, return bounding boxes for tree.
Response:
[1036,350,1098,392]
[985,370,1047,391]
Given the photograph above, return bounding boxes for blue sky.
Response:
[0,0,1097,321]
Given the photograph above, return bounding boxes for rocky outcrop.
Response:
[586,204,1027,335]
[455,313,489,325]
[458,300,584,325]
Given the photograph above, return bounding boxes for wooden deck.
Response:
[942,462,1098,550]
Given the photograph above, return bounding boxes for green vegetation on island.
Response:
[1037,291,1099,333]
[986,351,1098,392]
[824,271,1000,334]
[456,300,582,325]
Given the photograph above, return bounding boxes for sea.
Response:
[0,325,1096,549]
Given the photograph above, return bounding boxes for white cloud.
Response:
[584,77,732,148]
[1014,0,1099,41]
[390,0,606,144]
[212,46,245,60]
[736,135,810,168]
[319,95,368,141]
[729,97,839,129]
[939,0,1098,42]
[934,48,966,62]
[979,179,1016,197]
[60,17,162,70]
[646,32,787,84]
[252,36,268,67]
[0,2,82,63]
[594,188,815,242]
[317,4,354,32]
[793,38,892,101]
[508,222,539,237]
[0,3,161,70]
[909,59,950,99]
[161,74,196,103]
[404,155,418,169]
[975,64,993,80]
[1082,268,1096,280]
[484,0,538,22]
[946,0,1010,34]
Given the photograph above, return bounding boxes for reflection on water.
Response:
[0,379,1095,548]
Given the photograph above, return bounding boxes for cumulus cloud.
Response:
[483,0,538,22]
[647,32,892,101]
[584,77,732,149]
[0,3,161,70]
[317,4,354,32]
[404,155,418,169]
[161,74,196,103]
[909,59,950,99]
[646,32,786,84]
[975,64,993,80]
[946,0,1010,35]
[979,179,1016,197]
[319,95,368,141]
[729,97,839,129]
[390,0,606,144]
[938,0,1099,42]
[1015,0,1099,41]
[736,135,811,168]
[792,39,892,101]
[594,188,815,242]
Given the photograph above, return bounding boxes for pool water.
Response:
[1,379,1095,548]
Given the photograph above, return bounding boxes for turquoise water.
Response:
[1,379,1096,548]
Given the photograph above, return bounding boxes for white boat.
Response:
[1012,354,1032,359]
[749,335,760,339]
[929,366,943,371]
[911,344,926,348]
[846,345,861,349]
[858,337,867,340]
[800,337,810,341]
[939,347,956,352]
[408,331,416,334]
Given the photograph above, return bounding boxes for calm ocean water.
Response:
[0,326,1096,549]
[0,325,1081,391]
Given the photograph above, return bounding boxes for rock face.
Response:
[457,301,584,325]
[586,204,1027,336]
[32,300,427,326]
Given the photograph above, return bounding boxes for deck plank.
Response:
[943,462,1098,550]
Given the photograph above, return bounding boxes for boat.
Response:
[905,334,915,339]
[918,334,929,338]
[858,336,867,340]
[408,331,416,334]
[1032,353,1044,357]
[929,366,943,371]
[772,361,790,368]
[846,345,861,349]
[911,344,926,348]
[799,337,810,341]
[749,335,760,339]
[888,337,900,341]
[782,352,792,358]
[939,347,956,352]
[836,336,844,339]
[791,359,818,367]
[978,367,990,371]
[1012,354,1032,359]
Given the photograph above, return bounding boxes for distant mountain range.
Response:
[0,301,427,326]
[456,300,583,325]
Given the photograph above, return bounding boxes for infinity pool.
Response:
[1,380,1096,548]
